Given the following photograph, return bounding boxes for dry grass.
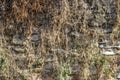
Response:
[0,0,120,80]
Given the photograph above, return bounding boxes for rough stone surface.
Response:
[0,0,119,80]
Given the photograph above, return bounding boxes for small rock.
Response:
[102,49,116,55]
[44,63,53,70]
[72,65,80,73]
[12,46,25,53]
[31,33,40,42]
[12,34,23,45]
[99,44,105,49]
[71,32,80,37]
[104,28,113,34]
[117,72,120,79]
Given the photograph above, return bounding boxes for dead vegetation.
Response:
[0,0,120,80]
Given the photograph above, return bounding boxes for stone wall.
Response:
[0,0,119,80]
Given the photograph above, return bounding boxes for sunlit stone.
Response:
[99,44,105,49]
[102,49,115,55]
[117,72,120,79]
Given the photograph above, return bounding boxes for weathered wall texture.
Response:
[0,0,120,80]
